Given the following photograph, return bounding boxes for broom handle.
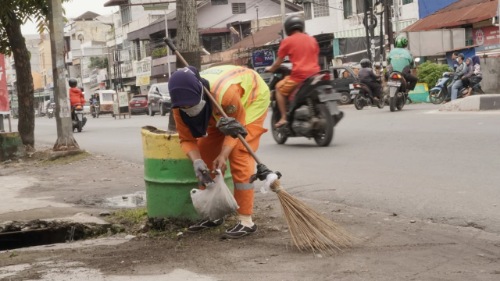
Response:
[165,38,263,165]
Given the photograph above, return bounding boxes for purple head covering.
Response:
[168,67,203,108]
[472,55,480,66]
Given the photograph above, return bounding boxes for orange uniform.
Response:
[173,66,270,216]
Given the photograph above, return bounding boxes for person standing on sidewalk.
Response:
[168,65,270,239]
[265,15,320,128]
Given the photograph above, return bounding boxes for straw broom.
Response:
[165,38,353,253]
[270,180,352,253]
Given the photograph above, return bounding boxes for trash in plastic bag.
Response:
[190,169,239,220]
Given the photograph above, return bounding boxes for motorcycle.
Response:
[72,104,87,132]
[429,72,452,104]
[387,71,409,111]
[350,82,385,110]
[91,101,100,118]
[46,102,55,118]
[268,66,344,147]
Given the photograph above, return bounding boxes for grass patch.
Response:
[110,208,148,226]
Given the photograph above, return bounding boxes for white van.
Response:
[147,82,171,116]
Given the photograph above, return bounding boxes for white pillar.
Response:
[164,10,171,79]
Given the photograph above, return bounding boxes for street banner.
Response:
[134,57,152,86]
[251,49,274,68]
[0,54,10,114]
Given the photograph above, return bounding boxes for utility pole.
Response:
[48,0,79,150]
[164,10,172,79]
[281,0,286,37]
[384,0,394,50]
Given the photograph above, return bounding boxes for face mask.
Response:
[180,96,206,117]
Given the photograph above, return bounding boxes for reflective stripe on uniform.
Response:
[234,182,254,190]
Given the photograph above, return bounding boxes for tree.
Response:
[0,0,67,149]
[168,0,201,132]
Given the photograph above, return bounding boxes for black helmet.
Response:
[68,78,78,88]
[360,58,372,68]
[284,15,304,36]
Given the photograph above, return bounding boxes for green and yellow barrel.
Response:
[141,126,234,221]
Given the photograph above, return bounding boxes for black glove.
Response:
[216,117,248,138]
[250,163,282,183]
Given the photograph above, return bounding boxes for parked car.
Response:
[147,82,171,116]
[330,66,358,105]
[129,95,148,115]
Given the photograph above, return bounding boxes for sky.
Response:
[21,0,118,35]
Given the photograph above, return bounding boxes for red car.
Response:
[129,95,148,115]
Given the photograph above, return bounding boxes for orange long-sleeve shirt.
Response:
[173,84,246,155]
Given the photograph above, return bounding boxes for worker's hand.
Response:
[193,159,213,186]
[216,117,248,138]
[213,154,228,176]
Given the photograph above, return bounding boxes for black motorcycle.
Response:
[350,82,385,110]
[387,71,409,112]
[268,66,344,147]
[72,104,87,132]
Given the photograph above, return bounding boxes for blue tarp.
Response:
[418,0,459,18]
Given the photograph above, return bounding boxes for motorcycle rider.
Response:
[447,53,467,101]
[265,15,320,128]
[387,35,418,92]
[358,58,382,101]
[69,78,86,120]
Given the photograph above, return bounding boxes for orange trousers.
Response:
[198,113,268,216]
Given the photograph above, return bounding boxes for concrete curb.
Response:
[439,94,500,111]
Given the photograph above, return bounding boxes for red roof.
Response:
[405,0,498,32]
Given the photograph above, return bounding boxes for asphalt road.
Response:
[20,103,500,234]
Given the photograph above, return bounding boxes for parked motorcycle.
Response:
[387,72,409,111]
[46,102,55,118]
[72,104,87,132]
[350,82,385,110]
[268,66,344,147]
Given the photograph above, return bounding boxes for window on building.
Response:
[303,2,312,20]
[356,0,372,14]
[402,0,413,4]
[120,3,131,24]
[232,3,246,14]
[313,0,330,18]
[211,0,228,5]
[343,0,353,18]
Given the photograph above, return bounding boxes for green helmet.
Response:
[395,35,408,48]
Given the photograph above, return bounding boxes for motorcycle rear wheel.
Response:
[396,93,406,111]
[313,104,334,147]
[354,95,364,110]
[271,109,288,145]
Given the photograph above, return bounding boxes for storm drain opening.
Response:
[0,220,111,251]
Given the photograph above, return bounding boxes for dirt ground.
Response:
[1,149,500,281]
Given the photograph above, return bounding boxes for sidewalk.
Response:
[1,150,500,281]
[440,93,500,111]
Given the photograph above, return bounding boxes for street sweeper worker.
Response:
[168,65,270,239]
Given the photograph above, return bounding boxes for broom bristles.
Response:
[271,179,353,253]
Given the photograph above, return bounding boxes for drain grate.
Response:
[0,220,110,251]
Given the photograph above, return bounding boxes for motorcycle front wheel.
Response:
[429,89,444,104]
[313,104,334,147]
[271,109,288,145]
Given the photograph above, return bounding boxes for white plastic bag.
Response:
[190,169,239,220]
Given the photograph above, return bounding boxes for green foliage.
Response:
[417,62,452,88]
[151,47,168,58]
[89,57,108,70]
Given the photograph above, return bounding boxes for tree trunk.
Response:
[48,0,79,151]
[2,12,35,149]
[169,0,201,132]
